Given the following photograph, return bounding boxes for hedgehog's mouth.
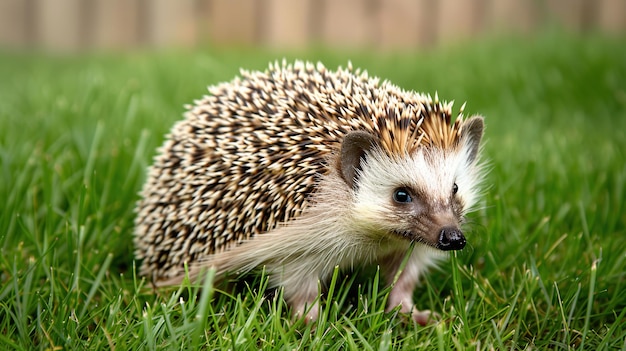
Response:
[391,229,437,249]
[391,227,466,251]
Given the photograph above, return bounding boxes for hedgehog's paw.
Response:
[286,286,319,324]
[292,301,319,324]
[387,303,441,326]
[303,303,320,324]
[386,286,440,325]
[411,309,440,326]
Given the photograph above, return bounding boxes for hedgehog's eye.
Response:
[452,183,459,195]
[393,188,412,203]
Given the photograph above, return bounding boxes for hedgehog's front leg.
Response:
[382,246,440,325]
[278,269,321,323]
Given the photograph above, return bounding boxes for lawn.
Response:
[1,31,625,350]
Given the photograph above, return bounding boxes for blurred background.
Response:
[0,0,624,52]
[0,1,625,349]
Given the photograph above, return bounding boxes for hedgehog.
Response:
[134,60,485,325]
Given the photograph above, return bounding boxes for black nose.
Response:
[437,227,466,251]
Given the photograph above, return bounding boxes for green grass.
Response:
[1,31,625,349]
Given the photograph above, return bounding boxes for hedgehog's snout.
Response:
[436,227,466,251]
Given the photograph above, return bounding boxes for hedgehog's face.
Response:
[339,116,484,251]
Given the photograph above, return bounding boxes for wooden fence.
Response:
[1,0,625,52]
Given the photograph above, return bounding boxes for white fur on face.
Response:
[351,140,482,232]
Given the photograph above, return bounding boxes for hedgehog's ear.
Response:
[340,131,377,188]
[462,116,484,164]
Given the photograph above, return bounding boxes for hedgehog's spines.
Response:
[459,101,467,114]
